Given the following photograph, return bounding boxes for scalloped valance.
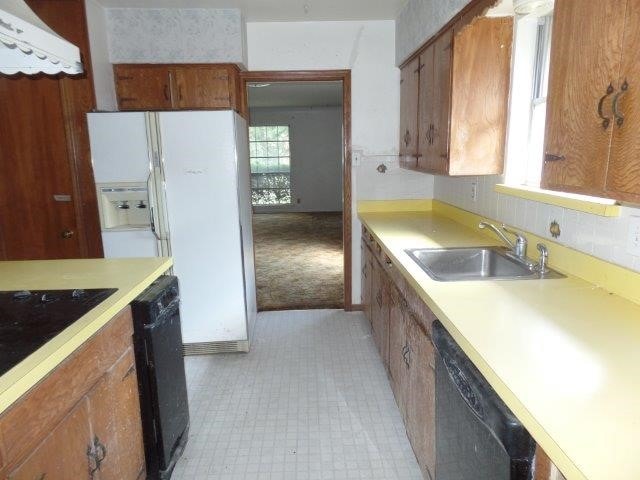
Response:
[0,0,82,75]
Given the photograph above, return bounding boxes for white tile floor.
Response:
[172,309,422,480]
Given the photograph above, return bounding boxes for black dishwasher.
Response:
[432,320,536,480]
[131,275,189,480]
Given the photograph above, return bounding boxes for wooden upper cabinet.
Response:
[399,15,513,176]
[449,16,513,175]
[542,0,626,195]
[399,56,420,164]
[605,0,640,201]
[173,66,237,109]
[114,65,173,111]
[114,64,241,112]
[429,29,454,174]
[417,44,435,171]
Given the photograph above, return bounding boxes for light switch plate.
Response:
[627,216,640,256]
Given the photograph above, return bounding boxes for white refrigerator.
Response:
[88,110,257,352]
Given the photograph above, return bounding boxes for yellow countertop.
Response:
[358,208,640,480]
[0,257,173,414]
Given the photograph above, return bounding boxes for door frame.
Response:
[240,70,354,311]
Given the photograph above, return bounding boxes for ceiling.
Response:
[95,0,407,21]
[248,81,342,108]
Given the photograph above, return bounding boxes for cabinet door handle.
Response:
[544,153,566,163]
[376,290,383,308]
[179,85,184,101]
[164,84,170,101]
[404,129,411,147]
[613,79,628,127]
[87,436,107,478]
[597,83,614,129]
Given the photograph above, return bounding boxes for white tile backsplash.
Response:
[433,175,640,272]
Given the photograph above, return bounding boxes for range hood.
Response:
[0,0,83,75]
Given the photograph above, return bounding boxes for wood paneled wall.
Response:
[0,0,102,260]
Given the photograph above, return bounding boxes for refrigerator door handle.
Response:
[147,171,161,241]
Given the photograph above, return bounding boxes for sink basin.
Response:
[405,247,565,281]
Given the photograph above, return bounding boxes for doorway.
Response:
[241,71,352,311]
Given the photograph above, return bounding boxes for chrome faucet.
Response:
[478,222,529,261]
[536,243,549,273]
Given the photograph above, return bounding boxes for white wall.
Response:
[395,0,468,64]
[434,175,640,272]
[85,0,117,110]
[106,8,247,66]
[247,20,434,304]
[250,106,343,213]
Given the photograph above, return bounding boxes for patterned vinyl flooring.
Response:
[252,212,344,311]
[172,309,422,480]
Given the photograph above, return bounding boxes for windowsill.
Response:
[494,184,621,217]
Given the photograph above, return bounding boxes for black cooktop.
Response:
[0,288,117,376]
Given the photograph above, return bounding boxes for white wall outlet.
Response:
[627,216,640,256]
[471,181,478,202]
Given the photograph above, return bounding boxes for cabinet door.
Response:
[542,0,626,194]
[399,57,420,162]
[363,244,374,325]
[388,293,409,422]
[449,17,513,176]
[9,399,93,480]
[87,348,145,480]
[429,29,454,174]
[361,243,370,317]
[406,314,436,480]
[606,0,640,202]
[173,66,233,109]
[378,267,391,369]
[417,45,436,171]
[370,259,384,354]
[114,65,172,111]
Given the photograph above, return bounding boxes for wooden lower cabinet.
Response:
[86,348,145,480]
[406,315,436,480]
[0,306,145,480]
[361,232,564,480]
[8,398,93,480]
[388,288,409,422]
[362,232,436,479]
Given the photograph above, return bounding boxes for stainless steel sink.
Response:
[405,246,565,281]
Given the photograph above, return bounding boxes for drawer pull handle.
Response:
[544,153,566,163]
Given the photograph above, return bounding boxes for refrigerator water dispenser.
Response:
[97,182,151,230]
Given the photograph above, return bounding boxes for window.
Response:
[505,13,553,187]
[249,126,291,206]
[526,15,553,186]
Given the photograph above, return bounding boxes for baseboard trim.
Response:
[183,340,249,355]
[348,303,364,311]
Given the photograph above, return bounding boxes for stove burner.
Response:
[72,289,86,298]
[13,290,31,300]
[39,293,57,304]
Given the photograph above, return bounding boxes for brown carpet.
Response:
[252,212,344,311]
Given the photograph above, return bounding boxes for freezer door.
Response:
[88,112,151,183]
[233,113,257,344]
[158,111,248,344]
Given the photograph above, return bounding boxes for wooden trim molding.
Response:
[240,70,353,311]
